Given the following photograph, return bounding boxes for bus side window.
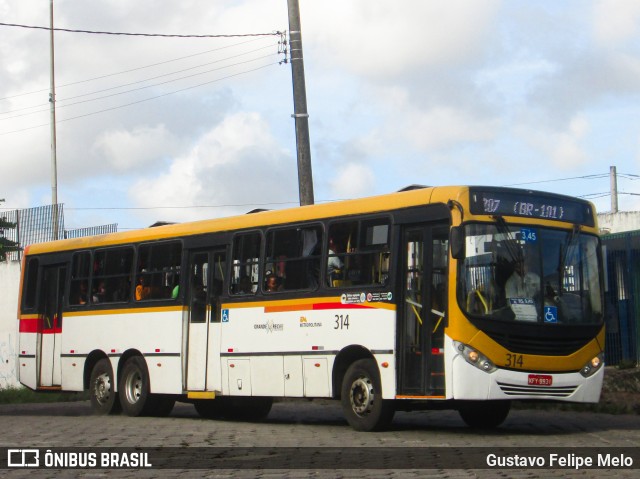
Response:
[69,252,91,306]
[231,232,261,295]
[326,218,390,288]
[264,225,321,292]
[93,247,134,303]
[23,258,39,311]
[136,242,182,301]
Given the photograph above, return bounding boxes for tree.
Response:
[0,216,20,261]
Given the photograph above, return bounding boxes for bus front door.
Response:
[398,223,448,397]
[185,249,226,391]
[39,265,66,387]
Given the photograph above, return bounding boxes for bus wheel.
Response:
[341,359,395,431]
[226,397,273,421]
[194,398,227,419]
[149,395,175,417]
[119,356,152,417]
[458,400,511,428]
[89,359,121,415]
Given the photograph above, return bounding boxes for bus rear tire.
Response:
[458,400,511,428]
[149,395,175,417]
[194,398,227,419]
[119,356,152,417]
[341,359,395,431]
[89,358,121,415]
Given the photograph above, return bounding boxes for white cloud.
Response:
[517,115,590,169]
[329,163,375,199]
[304,0,502,78]
[592,0,640,47]
[92,125,182,173]
[129,111,296,222]
[402,106,500,151]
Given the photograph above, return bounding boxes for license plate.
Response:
[528,374,553,386]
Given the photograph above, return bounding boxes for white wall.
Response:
[0,260,21,389]
[598,211,640,234]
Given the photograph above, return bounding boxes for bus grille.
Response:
[484,332,591,356]
[497,382,578,398]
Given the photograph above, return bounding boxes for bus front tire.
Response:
[119,356,152,417]
[341,359,395,431]
[89,358,121,415]
[458,400,511,428]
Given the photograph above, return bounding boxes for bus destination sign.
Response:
[469,188,594,226]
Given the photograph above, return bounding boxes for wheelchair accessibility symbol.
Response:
[221,309,229,323]
[544,306,558,323]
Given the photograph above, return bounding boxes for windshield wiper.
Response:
[492,215,521,264]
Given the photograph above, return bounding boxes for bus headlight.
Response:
[454,341,497,373]
[580,353,604,378]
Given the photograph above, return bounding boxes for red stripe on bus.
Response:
[312,302,372,310]
[19,317,41,333]
[19,318,61,334]
[42,327,62,334]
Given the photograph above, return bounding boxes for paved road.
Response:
[1,400,639,478]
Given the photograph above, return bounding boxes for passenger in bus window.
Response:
[135,276,150,301]
[505,258,540,300]
[76,281,88,305]
[327,237,344,285]
[265,273,281,292]
[112,278,130,302]
[92,281,106,303]
[238,276,253,294]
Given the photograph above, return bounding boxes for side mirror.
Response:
[450,226,465,260]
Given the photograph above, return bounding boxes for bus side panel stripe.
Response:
[312,302,373,311]
[19,318,41,333]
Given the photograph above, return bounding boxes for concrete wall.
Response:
[598,211,640,234]
[0,260,21,388]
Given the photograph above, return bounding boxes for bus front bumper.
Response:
[451,355,605,403]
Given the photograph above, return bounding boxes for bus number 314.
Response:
[506,353,524,368]
[334,314,350,330]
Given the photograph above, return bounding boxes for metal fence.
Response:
[0,204,117,261]
[602,230,640,366]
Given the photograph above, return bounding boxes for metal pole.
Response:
[610,165,618,213]
[287,0,314,206]
[49,0,59,239]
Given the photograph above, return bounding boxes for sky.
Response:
[1,0,639,232]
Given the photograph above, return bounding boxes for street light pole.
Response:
[49,0,60,239]
[287,0,314,206]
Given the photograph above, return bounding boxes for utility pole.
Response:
[49,0,60,239]
[287,0,314,206]
[610,165,618,213]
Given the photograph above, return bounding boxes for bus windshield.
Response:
[458,223,603,325]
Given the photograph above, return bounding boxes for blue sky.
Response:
[1,0,639,231]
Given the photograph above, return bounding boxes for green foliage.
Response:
[0,386,88,404]
[0,215,19,260]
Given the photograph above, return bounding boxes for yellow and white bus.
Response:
[17,185,605,431]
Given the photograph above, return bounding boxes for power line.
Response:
[0,22,282,39]
[0,61,280,136]
[0,49,280,121]
[503,174,609,187]
[0,37,272,102]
